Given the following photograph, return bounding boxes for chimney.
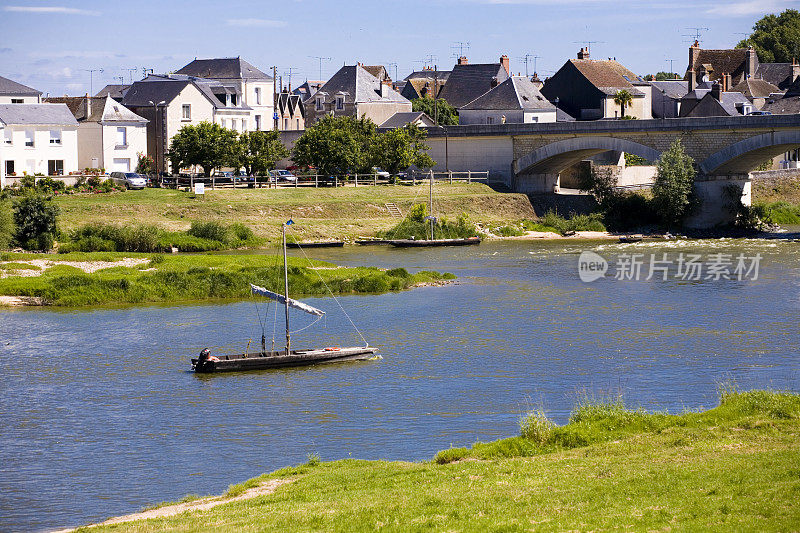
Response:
[500,54,510,74]
[793,58,800,83]
[577,47,590,60]
[689,39,701,70]
[746,46,757,79]
[689,69,696,92]
[531,72,543,89]
[458,56,468,65]
[85,93,91,120]
[379,82,388,98]
[711,81,722,101]
[725,73,732,92]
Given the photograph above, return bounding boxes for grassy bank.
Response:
[52,184,535,243]
[82,388,800,532]
[0,251,454,307]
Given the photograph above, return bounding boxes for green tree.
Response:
[652,138,696,227]
[644,72,680,81]
[135,152,154,174]
[292,116,377,176]
[167,122,238,177]
[0,198,15,250]
[613,90,634,118]
[13,193,59,250]
[411,98,459,126]
[736,9,800,63]
[234,130,290,176]
[372,123,436,175]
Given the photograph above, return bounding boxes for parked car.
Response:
[270,170,297,182]
[110,172,147,189]
[747,111,772,116]
[372,167,391,178]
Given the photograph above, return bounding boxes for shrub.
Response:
[19,175,36,189]
[13,193,59,250]
[87,176,102,188]
[520,409,556,444]
[433,447,470,465]
[188,221,231,244]
[493,224,524,237]
[37,176,66,193]
[229,222,254,242]
[66,223,162,253]
[0,199,14,250]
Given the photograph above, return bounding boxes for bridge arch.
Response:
[700,130,800,175]
[514,136,662,175]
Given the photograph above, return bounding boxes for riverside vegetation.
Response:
[82,387,800,531]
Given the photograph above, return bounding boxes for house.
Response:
[459,76,556,125]
[121,75,252,173]
[0,104,79,186]
[293,80,324,100]
[361,65,391,83]
[44,95,148,172]
[304,64,412,126]
[762,76,800,115]
[730,78,781,109]
[684,41,798,92]
[94,84,129,101]
[379,111,436,129]
[682,81,754,117]
[175,57,274,130]
[437,56,510,108]
[400,68,450,100]
[277,91,305,131]
[0,75,42,104]
[650,80,689,118]
[756,59,800,90]
[541,48,652,120]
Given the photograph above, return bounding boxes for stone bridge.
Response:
[424,115,800,227]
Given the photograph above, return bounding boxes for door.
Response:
[113,158,131,172]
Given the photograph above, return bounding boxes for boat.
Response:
[192,221,376,373]
[388,171,481,248]
[619,234,644,243]
[389,237,481,247]
[355,239,391,245]
[286,241,344,248]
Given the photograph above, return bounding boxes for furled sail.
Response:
[250,284,325,317]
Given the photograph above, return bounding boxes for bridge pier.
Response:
[513,172,560,193]
[684,175,751,229]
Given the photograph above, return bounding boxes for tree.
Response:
[167,122,238,177]
[0,198,14,250]
[234,130,289,176]
[411,98,459,126]
[613,90,634,118]
[292,116,377,176]
[372,124,436,175]
[135,152,154,174]
[736,9,800,63]
[644,72,680,81]
[652,138,696,227]
[13,193,59,250]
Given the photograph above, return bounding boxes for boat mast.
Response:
[282,223,291,354]
[429,170,434,240]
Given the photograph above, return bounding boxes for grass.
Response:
[754,201,800,225]
[82,388,800,532]
[518,211,607,236]
[0,251,455,307]
[51,184,536,242]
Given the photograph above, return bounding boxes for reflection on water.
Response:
[1,239,799,531]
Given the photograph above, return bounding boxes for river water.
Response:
[2,238,799,532]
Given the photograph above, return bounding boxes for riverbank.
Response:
[0,251,454,307]
[74,389,800,532]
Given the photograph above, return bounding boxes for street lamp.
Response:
[148,100,166,174]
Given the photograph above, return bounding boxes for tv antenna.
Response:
[283,67,300,89]
[116,75,125,85]
[451,41,470,59]
[684,27,709,43]
[125,67,138,83]
[572,40,604,54]
[519,54,540,77]
[81,68,104,95]
[386,62,398,81]
[308,56,331,81]
[142,67,154,78]
[665,59,678,77]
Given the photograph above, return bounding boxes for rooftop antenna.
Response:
[142,67,154,78]
[684,27,709,44]
[572,40,604,54]
[386,62,398,81]
[116,75,125,85]
[283,67,300,89]
[80,68,104,95]
[308,56,331,81]
[423,54,438,69]
[519,54,540,77]
[125,67,138,84]
[450,42,470,60]
[665,59,677,77]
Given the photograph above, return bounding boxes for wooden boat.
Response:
[389,237,481,247]
[619,235,644,243]
[286,241,344,248]
[355,239,391,245]
[193,221,376,373]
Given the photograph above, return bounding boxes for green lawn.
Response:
[53,183,535,242]
[83,389,800,532]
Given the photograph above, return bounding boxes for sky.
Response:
[1,0,799,97]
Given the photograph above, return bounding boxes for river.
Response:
[1,238,799,531]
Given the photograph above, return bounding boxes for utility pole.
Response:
[433,65,438,126]
[273,66,278,130]
[81,68,104,95]
[308,56,331,81]
[283,67,300,90]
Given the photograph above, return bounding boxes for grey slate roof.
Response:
[556,108,576,122]
[95,84,129,99]
[404,70,451,82]
[175,57,273,80]
[686,91,751,117]
[756,63,795,90]
[44,95,147,123]
[121,79,192,107]
[309,65,409,105]
[730,78,781,99]
[379,111,434,128]
[649,80,689,99]
[0,75,41,96]
[461,76,556,111]
[437,63,509,108]
[0,103,78,125]
[761,95,800,114]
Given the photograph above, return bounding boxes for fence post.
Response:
[211,177,215,189]
[413,172,416,186]
[355,173,358,187]
[449,170,452,184]
[294,174,298,188]
[468,170,471,183]
[315,173,318,188]
[335,176,338,187]
[374,173,377,186]
[190,175,194,191]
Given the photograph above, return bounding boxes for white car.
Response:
[270,170,297,182]
[110,172,147,189]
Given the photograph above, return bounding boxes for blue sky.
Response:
[1,0,799,96]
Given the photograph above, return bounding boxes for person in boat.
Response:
[197,348,219,364]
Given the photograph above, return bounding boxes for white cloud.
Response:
[30,50,116,59]
[226,18,287,27]
[3,6,100,15]
[705,0,792,16]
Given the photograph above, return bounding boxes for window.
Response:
[221,118,227,129]
[255,87,261,105]
[255,115,261,130]
[25,130,34,147]
[5,160,14,175]
[182,104,191,120]
[284,118,288,130]
[116,127,127,147]
[231,94,238,106]
[486,117,494,124]
[49,130,61,145]
[11,98,23,104]
[3,129,11,145]
[241,120,246,132]
[335,95,344,110]
[296,118,300,130]
[47,160,64,176]
[315,97,324,111]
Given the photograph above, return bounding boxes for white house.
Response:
[44,95,148,172]
[0,75,42,104]
[459,76,557,125]
[0,104,79,188]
